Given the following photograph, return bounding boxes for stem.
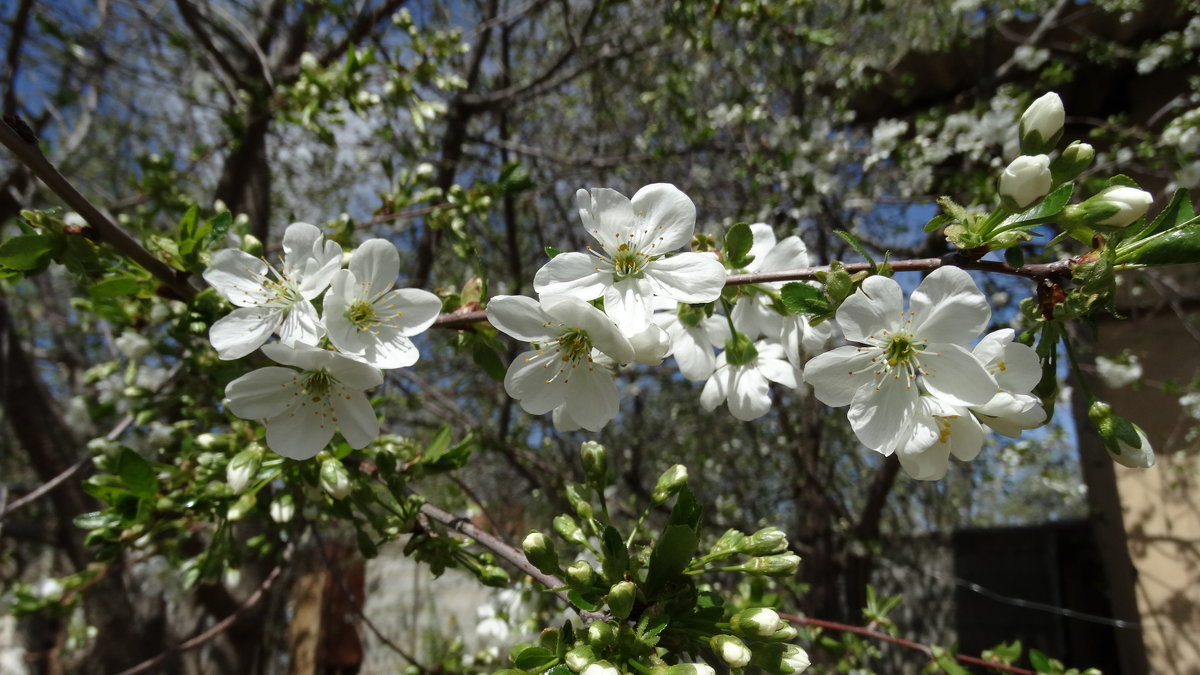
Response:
[1062,331,1098,404]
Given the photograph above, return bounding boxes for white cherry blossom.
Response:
[486,295,634,432]
[804,266,998,455]
[729,223,811,340]
[324,239,442,368]
[224,343,382,460]
[700,340,801,421]
[653,304,730,381]
[532,184,725,335]
[204,222,341,359]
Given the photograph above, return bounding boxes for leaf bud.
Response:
[226,449,261,493]
[741,527,788,555]
[742,553,802,577]
[1088,401,1155,468]
[319,458,353,500]
[998,154,1052,209]
[606,580,636,621]
[553,514,588,546]
[710,635,753,667]
[580,440,608,489]
[521,531,560,575]
[1018,92,1065,155]
[730,607,785,638]
[565,483,594,521]
[651,464,688,504]
[1051,141,1094,184]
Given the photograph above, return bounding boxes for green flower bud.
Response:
[521,531,560,575]
[1051,141,1094,185]
[768,624,799,642]
[565,483,594,521]
[711,529,747,556]
[652,464,688,504]
[606,580,636,621]
[742,553,802,577]
[553,514,588,546]
[580,441,609,489]
[587,621,617,650]
[565,645,596,672]
[711,635,752,667]
[478,565,510,587]
[781,644,812,673]
[741,527,788,555]
[1063,186,1154,231]
[566,560,597,589]
[1019,92,1064,155]
[269,493,295,523]
[730,607,785,638]
[1088,401,1155,468]
[226,449,262,492]
[319,458,353,500]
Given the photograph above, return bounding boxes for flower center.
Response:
[302,369,335,401]
[611,248,648,280]
[883,333,922,367]
[555,328,593,361]
[345,299,378,330]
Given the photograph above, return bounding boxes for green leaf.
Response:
[923,213,951,234]
[498,162,536,193]
[512,646,556,670]
[470,338,507,381]
[724,222,755,268]
[668,484,701,532]
[544,246,562,259]
[644,524,699,598]
[780,282,830,316]
[998,183,1074,230]
[1029,649,1051,673]
[833,230,876,272]
[116,448,156,498]
[566,589,600,611]
[932,645,969,675]
[601,526,629,581]
[544,665,572,675]
[1005,246,1025,270]
[0,234,54,270]
[1118,215,1200,267]
[424,425,452,458]
[74,511,120,530]
[177,204,199,254]
[89,277,140,299]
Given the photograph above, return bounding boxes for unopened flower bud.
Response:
[565,483,594,521]
[566,560,597,589]
[581,661,618,675]
[553,514,588,546]
[580,441,608,489]
[1063,186,1154,230]
[319,458,353,500]
[478,565,509,587]
[742,553,802,577]
[730,607,785,637]
[227,492,256,521]
[241,233,263,257]
[769,624,799,641]
[1051,141,1094,184]
[711,529,747,556]
[652,464,688,504]
[565,645,596,672]
[607,580,636,621]
[587,621,617,649]
[1019,92,1065,155]
[666,665,715,675]
[999,155,1052,209]
[269,494,295,523]
[781,644,812,673]
[522,531,560,575]
[741,527,788,555]
[1088,401,1155,468]
[226,449,261,493]
[711,635,752,667]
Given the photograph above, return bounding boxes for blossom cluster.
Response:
[205,223,441,459]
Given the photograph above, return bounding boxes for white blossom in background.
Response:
[532,184,725,335]
[486,295,634,432]
[730,223,812,340]
[224,343,382,459]
[204,222,342,360]
[700,340,801,421]
[114,329,153,360]
[653,305,730,381]
[323,238,442,368]
[804,266,998,457]
[781,314,835,373]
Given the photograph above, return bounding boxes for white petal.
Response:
[980,401,1046,437]
[758,236,810,282]
[994,340,1041,393]
[731,295,783,341]
[909,266,990,344]
[837,275,903,343]
[331,388,379,449]
[487,295,555,342]
[947,411,985,462]
[804,346,877,407]
[350,239,400,299]
[741,223,777,273]
[361,331,420,369]
[629,183,696,253]
[533,252,608,300]
[669,325,717,381]
[326,352,384,390]
[628,324,670,365]
[645,253,725,304]
[281,222,323,268]
[562,367,620,431]
[602,278,653,336]
[920,343,997,407]
[757,355,800,389]
[728,366,771,421]
[265,396,336,459]
[277,300,324,347]
[897,435,951,480]
[505,349,569,415]
[261,342,323,369]
[210,307,281,359]
[579,188,635,254]
[848,379,918,453]
[204,249,271,307]
[380,288,442,336]
[700,367,731,411]
[542,296,635,363]
[552,405,582,431]
[324,271,367,354]
[225,367,302,419]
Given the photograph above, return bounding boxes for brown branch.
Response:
[114,545,293,675]
[788,615,1036,675]
[2,0,36,115]
[0,119,197,301]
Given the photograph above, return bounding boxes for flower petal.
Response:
[204,249,272,307]
[331,387,379,449]
[533,252,609,300]
[728,366,771,421]
[225,367,301,419]
[381,288,442,336]
[740,223,777,273]
[848,379,918,453]
[700,366,731,412]
[757,355,800,389]
[629,183,696,252]
[920,343,997,407]
[210,306,281,360]
[758,235,810,283]
[947,411,985,462]
[645,252,725,303]
[360,331,420,369]
[602,278,653,336]
[909,266,990,344]
[804,346,877,407]
[487,295,555,343]
[265,396,336,459]
[505,349,568,415]
[837,275,903,343]
[326,352,384,390]
[563,367,620,431]
[579,188,635,254]
[277,300,324,348]
[350,238,400,299]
